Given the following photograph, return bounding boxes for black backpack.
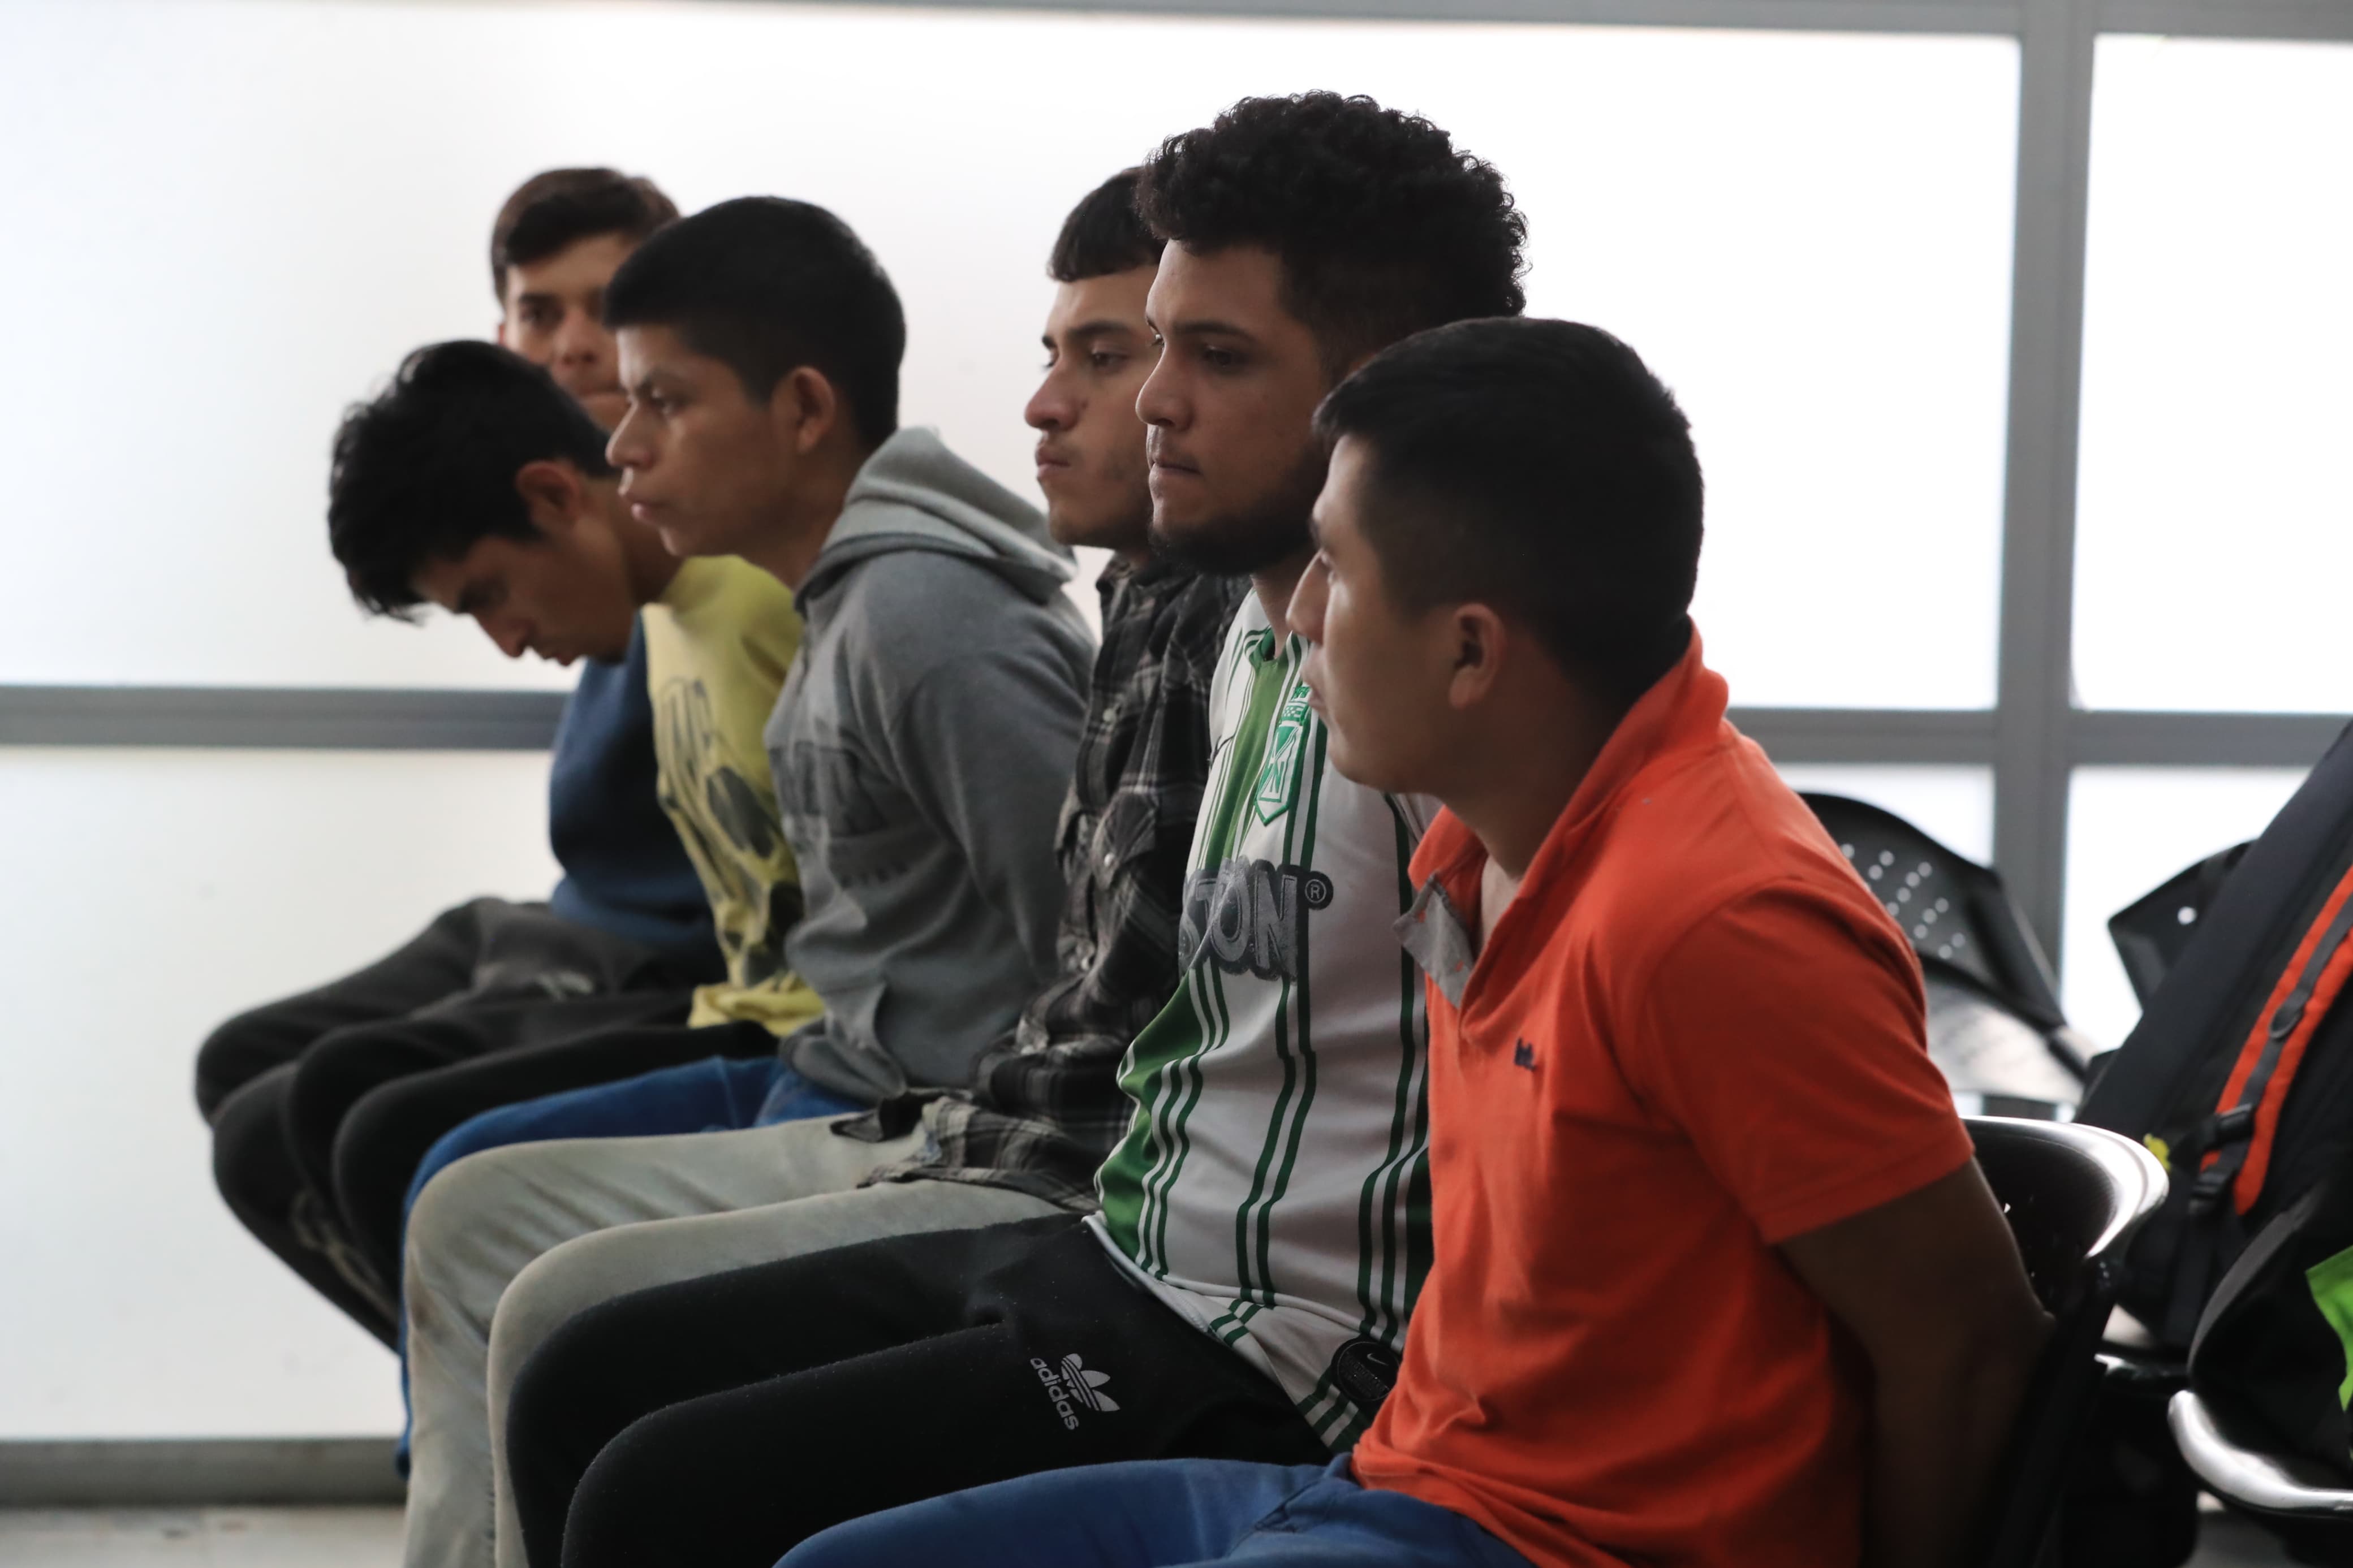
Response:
[2183,1167,2353,1568]
[2079,720,2353,1349]
[2190,1172,2353,1483]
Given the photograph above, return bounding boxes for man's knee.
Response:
[405,1141,555,1338]
[209,1066,297,1213]
[556,1398,707,1567]
[488,1225,640,1387]
[330,1072,439,1231]
[194,1008,300,1123]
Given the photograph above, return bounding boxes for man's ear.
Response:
[775,366,844,456]
[495,318,510,348]
[1447,604,1510,711]
[513,459,583,533]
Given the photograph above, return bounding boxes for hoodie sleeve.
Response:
[878,608,1089,986]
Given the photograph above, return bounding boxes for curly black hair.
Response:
[1137,92,1527,374]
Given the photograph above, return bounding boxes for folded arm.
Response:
[1778,1161,2053,1568]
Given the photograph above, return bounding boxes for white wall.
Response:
[0,749,558,1438]
[0,0,2022,1438]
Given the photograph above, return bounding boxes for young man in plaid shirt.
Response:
[398,169,1240,1568]
[856,170,1247,1212]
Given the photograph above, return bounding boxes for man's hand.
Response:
[1778,1160,2053,1568]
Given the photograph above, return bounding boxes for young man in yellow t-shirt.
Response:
[335,341,866,1218]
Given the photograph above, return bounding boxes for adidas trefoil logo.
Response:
[1032,1351,1119,1429]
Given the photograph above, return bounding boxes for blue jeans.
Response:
[399,1055,859,1229]
[775,1457,1536,1568]
[392,1053,860,1470]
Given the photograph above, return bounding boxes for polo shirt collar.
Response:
[1397,623,1723,1006]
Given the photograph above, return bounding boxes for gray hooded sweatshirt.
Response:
[766,427,1094,1102]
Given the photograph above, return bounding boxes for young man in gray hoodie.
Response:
[607,197,1094,1105]
[397,198,1091,1568]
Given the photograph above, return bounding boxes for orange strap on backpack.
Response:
[2201,862,2353,1215]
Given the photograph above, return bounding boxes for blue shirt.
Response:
[546,616,721,969]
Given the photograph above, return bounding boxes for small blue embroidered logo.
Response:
[1512,1039,1537,1070]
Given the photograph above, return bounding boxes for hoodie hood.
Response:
[798,427,1071,611]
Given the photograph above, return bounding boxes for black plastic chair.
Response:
[1804,794,2096,1107]
[2109,842,2253,1008]
[1968,1116,2169,1567]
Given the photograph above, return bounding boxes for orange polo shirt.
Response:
[1349,630,1973,1568]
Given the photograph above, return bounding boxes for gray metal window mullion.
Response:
[1990,0,2098,964]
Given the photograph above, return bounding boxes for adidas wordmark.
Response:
[1031,1353,1118,1429]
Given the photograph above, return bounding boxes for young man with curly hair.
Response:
[489,93,1529,1568]
[778,319,2053,1568]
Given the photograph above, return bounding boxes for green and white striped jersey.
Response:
[1087,591,1436,1448]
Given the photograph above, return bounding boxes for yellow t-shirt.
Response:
[641,556,825,1035]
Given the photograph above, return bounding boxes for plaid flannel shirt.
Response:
[861,557,1246,1208]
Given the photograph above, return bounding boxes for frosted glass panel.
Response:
[1774,764,1994,866]
[2075,37,2353,712]
[0,1,2013,704]
[0,749,559,1438]
[2062,767,2305,1056]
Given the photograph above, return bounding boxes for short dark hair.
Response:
[1138,93,1527,374]
[603,197,904,447]
[1315,318,1704,706]
[1049,169,1160,283]
[490,168,679,303]
[328,340,614,618]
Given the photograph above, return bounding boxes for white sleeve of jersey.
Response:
[1393,792,1443,844]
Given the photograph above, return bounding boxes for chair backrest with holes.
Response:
[1800,797,2087,1112]
[1802,794,2065,1030]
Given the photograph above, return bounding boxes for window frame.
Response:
[5,0,2346,970]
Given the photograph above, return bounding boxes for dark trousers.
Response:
[197,898,731,1342]
[506,1215,1330,1568]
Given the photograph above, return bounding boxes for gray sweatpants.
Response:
[398,1117,1061,1568]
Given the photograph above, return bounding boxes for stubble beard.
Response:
[1148,442,1326,578]
[1048,480,1156,560]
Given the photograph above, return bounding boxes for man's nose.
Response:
[1025,378,1075,432]
[606,408,646,472]
[483,616,530,660]
[555,310,602,362]
[1135,360,1183,429]
[1289,559,1330,642]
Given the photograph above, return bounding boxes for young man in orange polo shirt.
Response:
[776,318,2052,1568]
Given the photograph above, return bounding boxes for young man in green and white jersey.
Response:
[489,94,1532,1568]
[1085,89,1527,1450]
